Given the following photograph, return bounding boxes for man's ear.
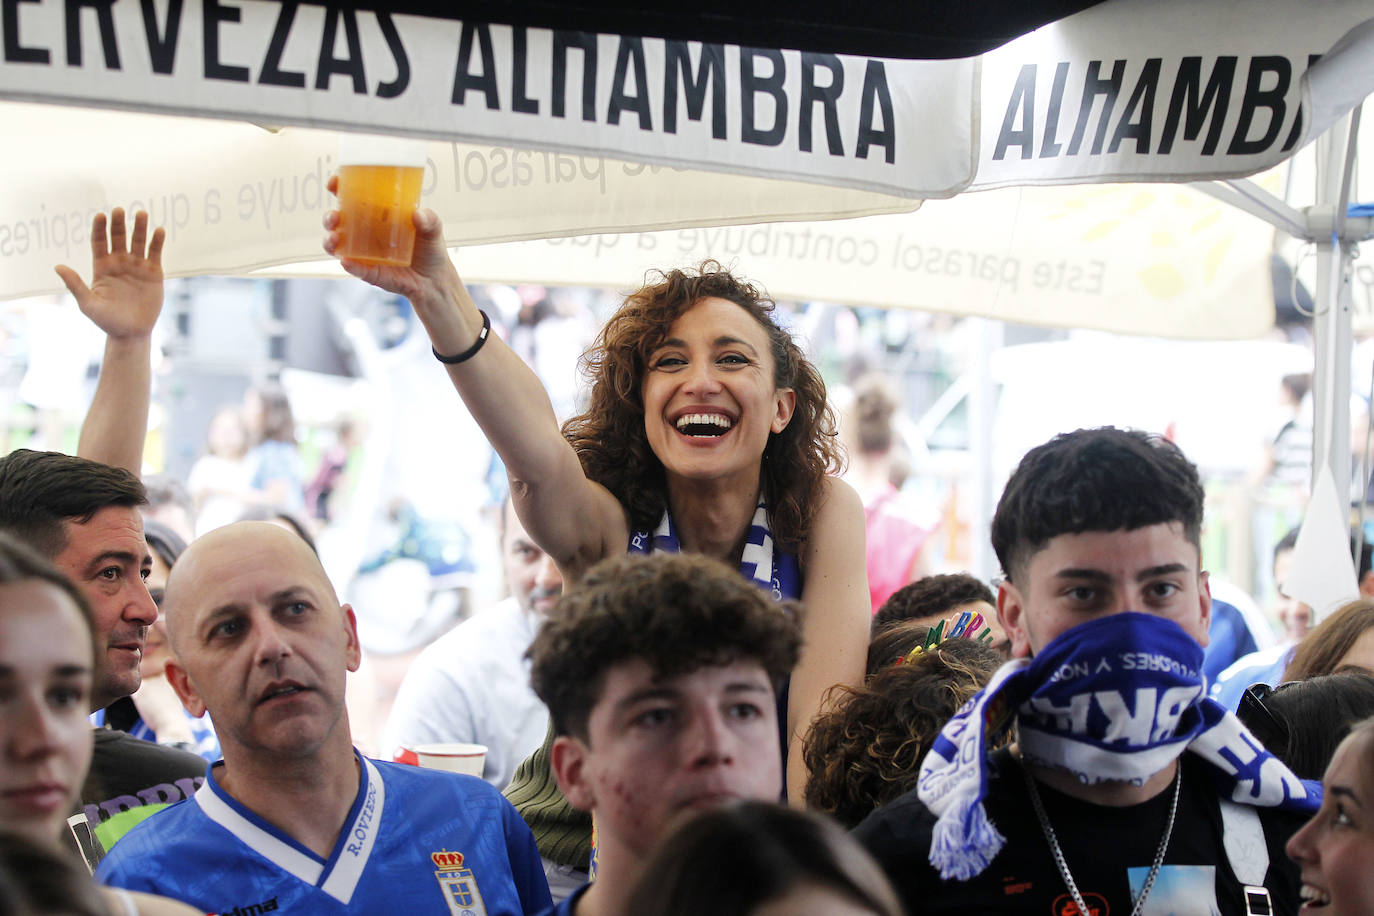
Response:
[1196,570,1212,649]
[550,735,596,813]
[341,604,362,673]
[164,659,207,718]
[998,579,1033,659]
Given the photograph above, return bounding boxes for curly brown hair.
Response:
[803,638,1003,828]
[1283,597,1374,682]
[562,261,842,550]
[528,552,803,741]
[866,619,934,676]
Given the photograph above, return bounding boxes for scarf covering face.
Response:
[917,612,1320,881]
[628,498,801,600]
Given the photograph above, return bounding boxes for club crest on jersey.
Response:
[432,850,487,916]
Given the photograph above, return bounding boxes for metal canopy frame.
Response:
[1197,105,1371,580]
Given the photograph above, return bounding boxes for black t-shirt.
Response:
[853,748,1304,916]
[66,727,207,864]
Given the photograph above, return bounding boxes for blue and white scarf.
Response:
[628,498,801,601]
[918,612,1321,881]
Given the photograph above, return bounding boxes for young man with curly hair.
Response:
[529,551,802,916]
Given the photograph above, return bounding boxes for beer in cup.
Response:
[335,133,427,265]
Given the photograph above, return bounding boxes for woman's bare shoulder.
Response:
[812,476,866,530]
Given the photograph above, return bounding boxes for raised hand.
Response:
[55,208,166,341]
[66,208,166,473]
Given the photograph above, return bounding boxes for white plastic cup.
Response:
[413,742,487,777]
[334,133,428,265]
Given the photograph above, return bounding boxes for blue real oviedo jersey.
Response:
[95,752,552,915]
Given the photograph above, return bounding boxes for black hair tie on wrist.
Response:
[433,309,491,364]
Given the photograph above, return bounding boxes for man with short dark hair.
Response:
[856,427,1317,915]
[529,551,802,916]
[0,210,205,861]
[95,522,552,913]
[0,449,156,707]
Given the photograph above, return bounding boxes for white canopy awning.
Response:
[3,0,1372,315]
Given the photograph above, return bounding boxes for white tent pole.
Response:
[1188,180,1308,238]
[1310,108,1361,523]
[1188,179,1373,244]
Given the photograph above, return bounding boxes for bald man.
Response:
[95,522,551,915]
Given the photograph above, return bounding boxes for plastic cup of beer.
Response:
[413,742,487,777]
[335,133,427,266]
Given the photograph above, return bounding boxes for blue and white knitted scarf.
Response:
[628,498,801,601]
[917,612,1321,881]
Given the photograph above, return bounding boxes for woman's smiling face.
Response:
[640,297,795,486]
[0,581,94,844]
[1287,725,1374,915]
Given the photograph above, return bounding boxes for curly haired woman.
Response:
[324,202,869,805]
[804,627,1003,827]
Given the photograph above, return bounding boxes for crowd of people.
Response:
[1,201,1372,916]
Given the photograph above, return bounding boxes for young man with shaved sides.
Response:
[856,428,1318,916]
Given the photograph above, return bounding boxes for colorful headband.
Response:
[897,609,995,666]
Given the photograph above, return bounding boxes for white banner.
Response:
[973,0,1374,188]
[0,0,977,198]
[3,1,1372,199]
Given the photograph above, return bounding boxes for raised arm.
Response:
[790,475,870,805]
[57,209,165,475]
[322,193,625,579]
